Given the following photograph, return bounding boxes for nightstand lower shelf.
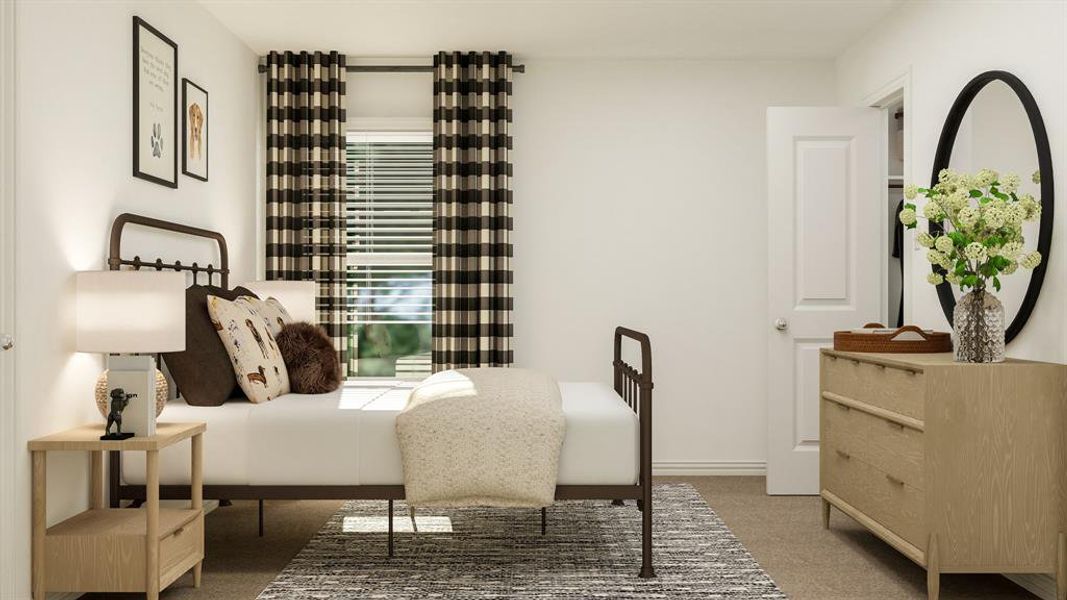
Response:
[45,508,204,593]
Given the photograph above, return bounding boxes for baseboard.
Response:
[1004,573,1055,600]
[49,593,81,600]
[652,460,766,476]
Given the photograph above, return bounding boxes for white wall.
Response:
[511,59,836,471]
[836,0,1067,363]
[11,0,259,596]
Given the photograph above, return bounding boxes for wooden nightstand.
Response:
[28,422,205,600]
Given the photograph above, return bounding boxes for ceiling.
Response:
[199,0,903,61]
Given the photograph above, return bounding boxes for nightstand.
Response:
[28,422,205,600]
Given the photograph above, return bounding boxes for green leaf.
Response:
[963,274,979,288]
[993,276,1002,292]
[954,261,967,276]
[969,189,983,198]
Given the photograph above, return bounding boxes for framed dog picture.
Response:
[132,16,178,188]
[182,79,208,181]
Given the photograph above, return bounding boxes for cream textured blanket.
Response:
[395,368,565,508]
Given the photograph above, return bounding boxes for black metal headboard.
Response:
[107,213,230,288]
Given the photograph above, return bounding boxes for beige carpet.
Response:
[84,476,1036,599]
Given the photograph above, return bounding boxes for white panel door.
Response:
[766,107,884,495]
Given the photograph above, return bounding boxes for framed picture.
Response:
[132,16,178,188]
[182,79,208,181]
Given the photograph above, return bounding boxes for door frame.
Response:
[864,70,913,326]
[0,0,16,595]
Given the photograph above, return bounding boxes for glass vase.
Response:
[952,288,1005,363]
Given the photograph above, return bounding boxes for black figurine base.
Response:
[100,432,135,441]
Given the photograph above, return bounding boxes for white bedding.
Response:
[123,381,639,487]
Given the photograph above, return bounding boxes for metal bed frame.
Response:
[105,213,656,578]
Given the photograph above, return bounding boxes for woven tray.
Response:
[833,323,952,353]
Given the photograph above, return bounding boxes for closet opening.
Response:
[887,101,905,327]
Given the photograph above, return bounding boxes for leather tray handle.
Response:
[889,325,932,341]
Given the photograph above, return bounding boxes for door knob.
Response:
[1,334,12,351]
[773,318,788,332]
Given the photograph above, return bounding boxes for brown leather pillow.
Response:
[162,285,257,406]
[275,322,341,394]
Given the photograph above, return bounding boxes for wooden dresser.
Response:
[820,350,1067,600]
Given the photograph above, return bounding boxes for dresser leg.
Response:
[821,498,831,529]
[927,534,940,600]
[1056,532,1066,600]
[193,562,202,588]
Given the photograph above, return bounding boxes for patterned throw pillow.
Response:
[238,295,294,337]
[207,295,290,403]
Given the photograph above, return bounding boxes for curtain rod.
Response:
[256,63,525,74]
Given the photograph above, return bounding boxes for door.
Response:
[0,0,15,594]
[767,107,884,495]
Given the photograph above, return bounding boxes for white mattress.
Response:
[124,381,639,487]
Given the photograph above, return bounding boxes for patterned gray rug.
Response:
[257,483,784,599]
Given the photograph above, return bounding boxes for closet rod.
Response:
[256,63,525,74]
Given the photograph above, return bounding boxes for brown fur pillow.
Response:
[275,322,341,394]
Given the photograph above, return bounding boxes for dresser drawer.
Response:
[822,440,872,514]
[868,467,925,549]
[823,356,925,420]
[160,513,203,578]
[822,398,870,462]
[868,416,924,490]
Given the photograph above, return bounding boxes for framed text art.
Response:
[132,16,178,188]
[182,79,208,181]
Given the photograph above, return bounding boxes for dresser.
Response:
[820,350,1067,600]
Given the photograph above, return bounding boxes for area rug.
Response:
[257,483,784,599]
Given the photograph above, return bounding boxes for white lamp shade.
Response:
[241,280,318,323]
[75,271,186,353]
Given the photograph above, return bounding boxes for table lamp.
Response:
[240,280,318,323]
[76,270,185,438]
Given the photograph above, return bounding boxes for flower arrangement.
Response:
[899,168,1042,292]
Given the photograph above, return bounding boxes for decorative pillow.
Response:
[207,295,290,403]
[162,285,257,407]
[275,322,342,394]
[238,295,293,337]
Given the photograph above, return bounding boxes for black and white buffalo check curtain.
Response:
[432,51,514,371]
[265,51,350,376]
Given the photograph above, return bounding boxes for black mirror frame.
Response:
[929,70,1054,344]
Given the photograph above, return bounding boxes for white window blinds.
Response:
[345,131,433,325]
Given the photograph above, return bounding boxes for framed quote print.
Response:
[132,16,178,188]
[182,79,208,181]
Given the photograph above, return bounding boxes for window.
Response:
[345,131,432,378]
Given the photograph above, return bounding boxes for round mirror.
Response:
[929,71,1054,343]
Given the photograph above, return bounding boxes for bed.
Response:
[105,213,656,578]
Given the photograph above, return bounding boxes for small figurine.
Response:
[101,388,137,440]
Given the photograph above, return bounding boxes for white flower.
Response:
[1021,251,1042,269]
[1001,173,1021,194]
[946,272,962,285]
[982,205,1006,229]
[975,168,998,188]
[927,272,944,285]
[964,242,987,263]
[1005,204,1025,226]
[1033,170,1041,184]
[938,168,957,184]
[917,232,935,248]
[1002,260,1018,275]
[957,206,980,229]
[904,184,919,200]
[926,249,946,265]
[1019,194,1041,221]
[1000,241,1023,259]
[946,190,969,211]
[923,201,944,221]
[898,207,917,226]
[934,236,954,254]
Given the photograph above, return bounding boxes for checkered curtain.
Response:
[265,51,350,376]
[432,51,514,371]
